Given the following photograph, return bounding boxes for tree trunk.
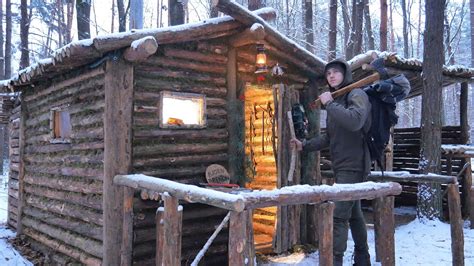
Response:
[401,0,409,58]
[341,0,350,58]
[56,0,63,46]
[418,0,446,220]
[129,0,144,29]
[210,0,219,18]
[20,0,29,69]
[117,0,126,32]
[346,0,356,59]
[417,0,422,57]
[389,0,395,51]
[76,0,91,40]
[0,0,4,79]
[248,0,264,10]
[5,0,12,78]
[380,0,387,51]
[352,0,364,56]
[471,0,474,67]
[364,0,375,50]
[328,0,337,60]
[169,0,185,26]
[111,0,115,32]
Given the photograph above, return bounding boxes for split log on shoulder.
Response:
[23,228,101,266]
[229,23,266,47]
[93,8,276,51]
[368,171,457,184]
[123,36,158,63]
[114,174,245,212]
[22,216,102,258]
[241,182,402,209]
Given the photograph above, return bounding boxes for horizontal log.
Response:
[26,194,103,226]
[133,143,227,156]
[23,206,102,241]
[163,47,227,64]
[114,174,245,211]
[22,216,102,258]
[241,182,402,209]
[24,185,102,210]
[133,128,228,140]
[23,228,102,265]
[134,205,227,227]
[140,165,208,178]
[25,141,104,154]
[25,164,103,180]
[24,174,102,194]
[368,171,456,184]
[134,78,227,97]
[134,65,226,86]
[24,154,104,166]
[133,117,227,129]
[145,56,226,74]
[133,153,228,168]
[124,36,158,63]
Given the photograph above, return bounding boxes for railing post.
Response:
[229,211,246,265]
[121,187,135,266]
[448,184,464,266]
[461,163,472,219]
[156,207,164,265]
[245,210,255,266]
[470,185,474,230]
[374,196,395,266]
[160,194,183,266]
[318,201,334,266]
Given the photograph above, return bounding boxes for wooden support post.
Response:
[462,164,472,219]
[229,211,246,265]
[103,58,133,265]
[156,207,164,265]
[447,184,464,266]
[460,82,469,145]
[470,185,474,229]
[162,194,183,266]
[121,187,134,266]
[318,201,334,266]
[16,96,26,235]
[245,210,256,266]
[446,155,453,176]
[374,196,395,266]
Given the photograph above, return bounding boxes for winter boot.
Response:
[353,251,371,266]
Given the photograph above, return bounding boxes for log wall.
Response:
[7,105,20,229]
[12,67,106,264]
[132,42,230,265]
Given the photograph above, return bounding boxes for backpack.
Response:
[360,74,411,171]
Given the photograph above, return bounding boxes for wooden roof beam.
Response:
[123,36,158,63]
[229,23,265,47]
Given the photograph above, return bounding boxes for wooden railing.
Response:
[368,169,470,266]
[114,174,402,266]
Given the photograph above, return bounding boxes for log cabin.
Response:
[1,1,473,265]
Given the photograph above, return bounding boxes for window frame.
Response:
[158,91,207,129]
[49,106,72,144]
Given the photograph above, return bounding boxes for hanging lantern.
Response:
[255,43,268,74]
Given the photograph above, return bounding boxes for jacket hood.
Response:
[324,59,353,91]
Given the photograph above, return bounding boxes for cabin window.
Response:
[50,107,72,143]
[159,91,206,128]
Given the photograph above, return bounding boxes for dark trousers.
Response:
[333,171,369,258]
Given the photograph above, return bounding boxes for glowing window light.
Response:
[160,91,206,128]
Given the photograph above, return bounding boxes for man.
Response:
[291,58,372,266]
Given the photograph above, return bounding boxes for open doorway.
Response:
[244,85,277,252]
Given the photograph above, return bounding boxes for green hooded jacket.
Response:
[303,59,372,177]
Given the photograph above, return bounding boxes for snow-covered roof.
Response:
[0,7,327,92]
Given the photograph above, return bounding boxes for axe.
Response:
[310,58,388,109]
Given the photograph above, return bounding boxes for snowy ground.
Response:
[261,207,474,266]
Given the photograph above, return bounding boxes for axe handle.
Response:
[312,72,380,108]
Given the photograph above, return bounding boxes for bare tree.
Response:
[5,0,12,78]
[471,0,474,67]
[76,0,91,40]
[352,0,365,56]
[117,0,127,32]
[380,0,388,51]
[169,0,185,26]
[20,0,29,69]
[130,0,144,29]
[210,0,219,17]
[389,0,395,51]
[417,0,422,57]
[328,0,337,60]
[0,0,4,79]
[418,0,446,220]
[364,0,375,50]
[341,0,351,57]
[248,0,264,10]
[401,0,409,57]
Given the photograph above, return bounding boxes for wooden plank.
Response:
[162,194,182,266]
[121,187,134,266]
[103,58,133,265]
[318,201,334,266]
[461,164,472,219]
[447,184,464,266]
[373,196,395,266]
[229,211,246,265]
[156,207,164,265]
